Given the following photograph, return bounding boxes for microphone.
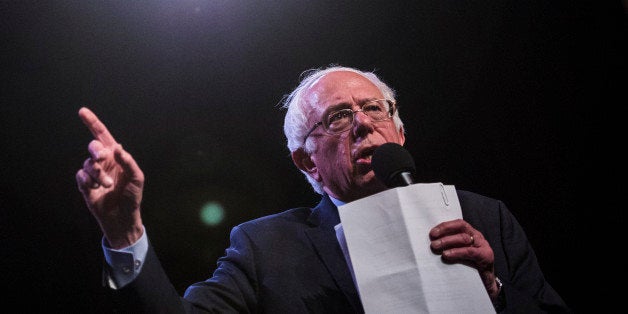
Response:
[372,143,416,187]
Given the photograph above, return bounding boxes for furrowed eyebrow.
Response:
[325,98,380,112]
[321,102,351,117]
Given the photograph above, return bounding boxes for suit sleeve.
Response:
[107,239,187,313]
[458,191,571,313]
[492,200,572,313]
[106,225,258,313]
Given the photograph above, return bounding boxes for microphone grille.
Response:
[372,143,416,187]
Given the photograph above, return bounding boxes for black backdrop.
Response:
[2,1,625,312]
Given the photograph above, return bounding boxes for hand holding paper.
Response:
[337,183,495,314]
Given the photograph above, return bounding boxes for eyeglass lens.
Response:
[324,100,391,133]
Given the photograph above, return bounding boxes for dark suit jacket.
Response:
[111,190,571,313]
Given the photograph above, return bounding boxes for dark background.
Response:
[2,1,625,312]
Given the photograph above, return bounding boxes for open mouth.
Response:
[355,146,377,165]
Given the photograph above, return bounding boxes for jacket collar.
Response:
[304,194,363,313]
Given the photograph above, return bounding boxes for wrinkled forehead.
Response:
[303,71,382,112]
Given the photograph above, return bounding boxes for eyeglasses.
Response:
[303,99,396,144]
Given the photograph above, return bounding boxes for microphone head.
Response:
[372,143,416,187]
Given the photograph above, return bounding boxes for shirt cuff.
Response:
[102,228,148,289]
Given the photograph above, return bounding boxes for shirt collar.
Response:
[329,195,346,208]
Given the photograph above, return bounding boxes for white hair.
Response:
[281,65,404,195]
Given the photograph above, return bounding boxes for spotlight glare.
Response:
[200,201,225,226]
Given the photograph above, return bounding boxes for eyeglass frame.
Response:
[302,99,397,145]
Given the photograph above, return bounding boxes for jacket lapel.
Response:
[304,195,363,313]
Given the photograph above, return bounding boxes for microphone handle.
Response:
[400,172,414,186]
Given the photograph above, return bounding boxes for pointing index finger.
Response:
[78,107,117,146]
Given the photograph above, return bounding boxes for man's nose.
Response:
[353,109,371,122]
[351,110,374,137]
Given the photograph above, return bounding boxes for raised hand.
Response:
[75,107,145,249]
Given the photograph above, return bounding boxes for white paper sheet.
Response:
[337,183,495,314]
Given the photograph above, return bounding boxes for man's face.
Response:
[302,71,405,202]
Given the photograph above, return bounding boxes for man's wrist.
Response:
[493,276,505,311]
[495,276,503,294]
[102,226,149,289]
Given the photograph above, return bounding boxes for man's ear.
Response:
[292,148,320,181]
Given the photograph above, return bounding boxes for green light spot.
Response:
[200,201,225,226]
